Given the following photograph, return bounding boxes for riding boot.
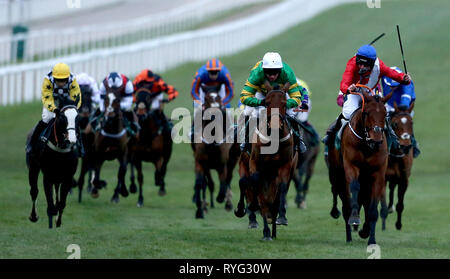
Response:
[411,134,420,158]
[239,116,252,153]
[26,120,48,154]
[288,118,307,153]
[385,118,399,151]
[322,113,344,145]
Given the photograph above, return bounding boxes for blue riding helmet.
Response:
[356,44,377,60]
[383,66,402,87]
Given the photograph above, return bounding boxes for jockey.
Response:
[76,72,101,112]
[239,52,309,153]
[26,63,82,154]
[191,58,234,109]
[382,66,420,157]
[98,72,140,136]
[323,44,412,145]
[133,69,179,136]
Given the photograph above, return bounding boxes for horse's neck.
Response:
[350,110,365,136]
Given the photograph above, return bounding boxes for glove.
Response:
[168,94,176,101]
[402,73,411,84]
[300,100,309,111]
[337,94,344,107]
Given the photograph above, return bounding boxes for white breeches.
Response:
[42,107,55,123]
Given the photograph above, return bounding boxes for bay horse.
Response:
[191,85,238,219]
[326,84,393,244]
[234,82,298,240]
[293,121,320,209]
[91,91,129,202]
[380,102,415,231]
[128,87,173,207]
[26,95,80,228]
[75,84,96,202]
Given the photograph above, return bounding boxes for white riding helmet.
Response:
[262,52,283,69]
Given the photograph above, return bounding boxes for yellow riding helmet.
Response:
[52,63,71,79]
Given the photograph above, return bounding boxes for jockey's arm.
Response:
[399,81,415,109]
[380,60,409,85]
[340,57,357,94]
[240,79,262,107]
[120,80,134,111]
[42,78,57,112]
[69,79,82,109]
[191,72,202,102]
[220,67,234,106]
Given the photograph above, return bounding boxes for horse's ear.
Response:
[282,82,290,92]
[382,90,394,104]
[407,102,415,113]
[264,80,273,92]
[393,101,399,112]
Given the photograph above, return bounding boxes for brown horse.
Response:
[128,88,173,207]
[91,91,129,202]
[191,85,238,219]
[234,82,298,240]
[380,102,415,230]
[326,85,392,245]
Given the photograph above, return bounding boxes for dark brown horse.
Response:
[191,85,239,219]
[128,87,173,207]
[293,122,320,209]
[91,91,129,202]
[234,82,298,240]
[26,96,80,228]
[326,85,392,245]
[381,102,415,230]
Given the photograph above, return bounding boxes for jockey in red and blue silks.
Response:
[382,66,420,157]
[382,66,416,114]
[191,58,234,109]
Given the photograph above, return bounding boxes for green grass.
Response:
[1,0,449,258]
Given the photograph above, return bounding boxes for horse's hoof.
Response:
[29,215,38,223]
[111,196,119,203]
[382,220,386,231]
[358,229,370,239]
[158,189,166,196]
[276,217,288,226]
[330,208,341,219]
[348,216,361,226]
[225,201,233,212]
[87,185,92,193]
[248,221,258,229]
[137,202,143,208]
[261,237,273,241]
[99,180,107,189]
[395,222,402,230]
[120,187,129,198]
[388,206,395,214]
[56,221,62,228]
[299,201,307,209]
[234,208,246,218]
[216,194,225,204]
[195,210,204,219]
[91,188,99,199]
[129,183,137,194]
[352,224,359,231]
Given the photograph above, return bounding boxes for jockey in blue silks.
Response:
[382,66,420,158]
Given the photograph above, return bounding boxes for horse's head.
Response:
[391,102,414,154]
[264,81,288,131]
[54,96,79,146]
[103,91,121,118]
[202,85,222,110]
[79,84,93,116]
[359,86,392,149]
[135,88,153,116]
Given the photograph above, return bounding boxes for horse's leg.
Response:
[91,158,104,198]
[395,179,408,230]
[77,156,88,203]
[129,158,137,194]
[248,209,258,229]
[234,175,248,218]
[344,165,361,226]
[276,160,293,226]
[358,190,371,239]
[154,157,166,196]
[43,176,57,229]
[301,152,318,209]
[135,159,144,207]
[216,165,228,204]
[338,187,352,242]
[261,210,272,241]
[367,176,385,245]
[28,164,40,222]
[118,154,129,198]
[56,180,70,228]
[205,170,214,209]
[380,189,389,231]
[194,161,206,219]
[387,179,396,214]
[293,165,303,208]
[330,183,341,219]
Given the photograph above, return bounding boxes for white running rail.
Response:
[0,0,274,65]
[0,0,362,106]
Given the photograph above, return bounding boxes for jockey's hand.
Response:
[347,84,357,93]
[300,101,309,112]
[402,73,411,84]
[336,94,344,107]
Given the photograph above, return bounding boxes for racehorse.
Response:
[91,91,129,202]
[234,82,298,240]
[75,84,96,202]
[191,85,238,219]
[128,87,173,207]
[26,95,80,228]
[293,122,320,209]
[381,102,415,230]
[326,84,392,244]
